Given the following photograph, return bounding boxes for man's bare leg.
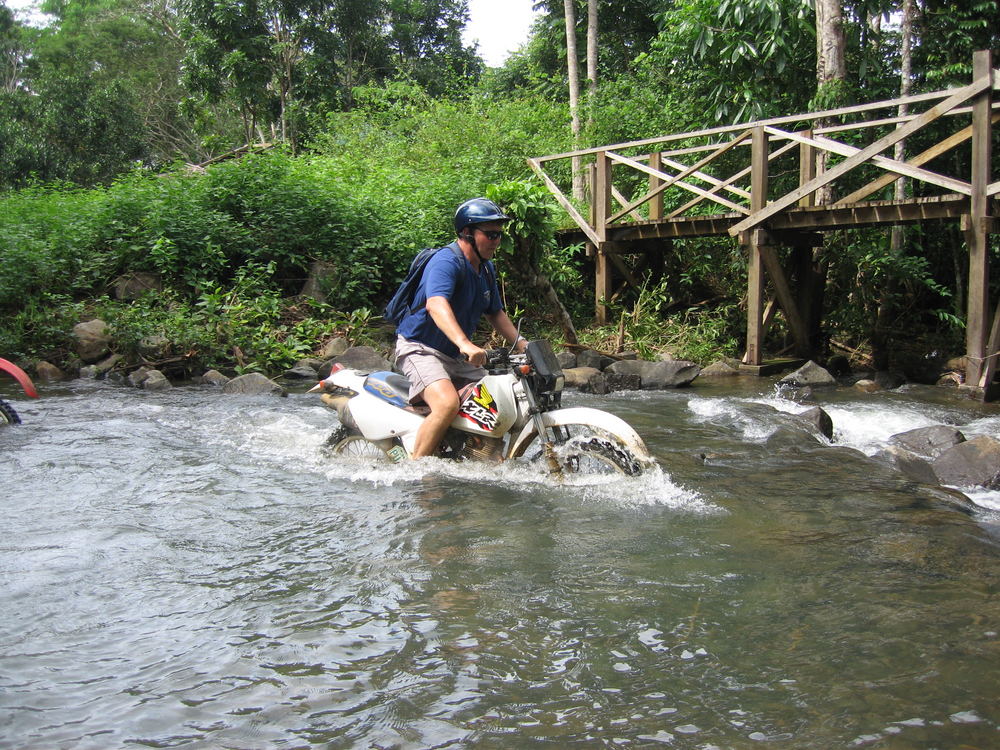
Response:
[411,379,460,458]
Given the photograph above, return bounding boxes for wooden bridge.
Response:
[529,50,998,394]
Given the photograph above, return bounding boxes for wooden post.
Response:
[648,152,663,221]
[966,50,993,390]
[797,129,824,353]
[744,127,769,365]
[594,151,613,324]
[798,131,816,208]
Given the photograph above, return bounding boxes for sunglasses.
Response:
[475,228,504,240]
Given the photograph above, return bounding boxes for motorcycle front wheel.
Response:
[514,424,646,476]
[0,399,21,425]
[323,426,392,460]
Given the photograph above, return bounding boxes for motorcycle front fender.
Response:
[0,358,38,399]
[506,406,653,464]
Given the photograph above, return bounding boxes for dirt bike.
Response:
[0,358,39,425]
[309,339,654,476]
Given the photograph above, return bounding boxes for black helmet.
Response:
[454,198,510,234]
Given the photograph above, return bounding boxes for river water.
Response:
[1,375,999,749]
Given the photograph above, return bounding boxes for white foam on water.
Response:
[328,454,715,511]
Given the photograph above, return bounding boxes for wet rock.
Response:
[779,360,836,388]
[932,435,1000,489]
[606,359,700,389]
[701,361,740,377]
[797,406,834,441]
[577,349,615,371]
[128,366,153,387]
[34,360,67,382]
[318,346,392,378]
[555,350,577,370]
[281,365,319,380]
[874,445,939,485]
[222,372,287,396]
[295,358,324,372]
[562,366,602,389]
[199,369,230,387]
[936,371,963,387]
[73,319,112,364]
[142,370,172,391]
[318,336,349,359]
[889,425,965,460]
[853,379,881,393]
[874,370,906,390]
[79,354,120,379]
[604,371,642,392]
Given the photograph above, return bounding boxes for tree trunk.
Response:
[814,0,846,206]
[874,0,916,370]
[515,238,579,344]
[564,0,585,201]
[586,0,598,129]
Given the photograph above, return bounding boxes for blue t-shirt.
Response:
[396,243,503,358]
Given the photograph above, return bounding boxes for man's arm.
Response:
[486,309,528,353]
[426,295,487,365]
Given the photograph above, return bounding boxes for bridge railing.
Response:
[528,50,999,395]
[528,63,998,245]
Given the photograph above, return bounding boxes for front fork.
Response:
[521,383,564,477]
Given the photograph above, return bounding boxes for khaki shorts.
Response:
[394,336,486,404]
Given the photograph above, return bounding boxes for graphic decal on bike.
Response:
[459,384,499,431]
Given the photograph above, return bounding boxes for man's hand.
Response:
[459,341,487,366]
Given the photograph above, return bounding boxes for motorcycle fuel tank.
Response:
[450,375,519,436]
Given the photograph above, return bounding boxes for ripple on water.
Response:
[2,382,999,748]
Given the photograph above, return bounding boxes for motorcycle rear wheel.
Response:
[516,424,646,476]
[324,426,392,460]
[0,399,21,425]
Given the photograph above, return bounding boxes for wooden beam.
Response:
[745,128,769,366]
[608,131,752,222]
[533,86,969,164]
[729,75,993,237]
[668,141,798,218]
[611,185,646,222]
[765,126,973,197]
[648,152,663,220]
[527,158,601,246]
[838,115,999,204]
[968,51,994,390]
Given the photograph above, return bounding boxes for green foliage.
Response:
[580,279,742,364]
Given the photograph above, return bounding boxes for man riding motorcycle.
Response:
[392,198,527,459]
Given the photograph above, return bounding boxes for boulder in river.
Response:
[873,445,939,485]
[889,425,965,460]
[73,319,112,364]
[700,360,740,377]
[199,369,231,387]
[222,372,287,397]
[142,370,172,391]
[778,360,836,388]
[34,360,67,382]
[605,359,700,389]
[932,435,1000,490]
[577,349,616,371]
[562,366,602,388]
[797,406,834,441]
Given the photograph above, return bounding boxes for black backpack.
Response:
[382,243,494,326]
